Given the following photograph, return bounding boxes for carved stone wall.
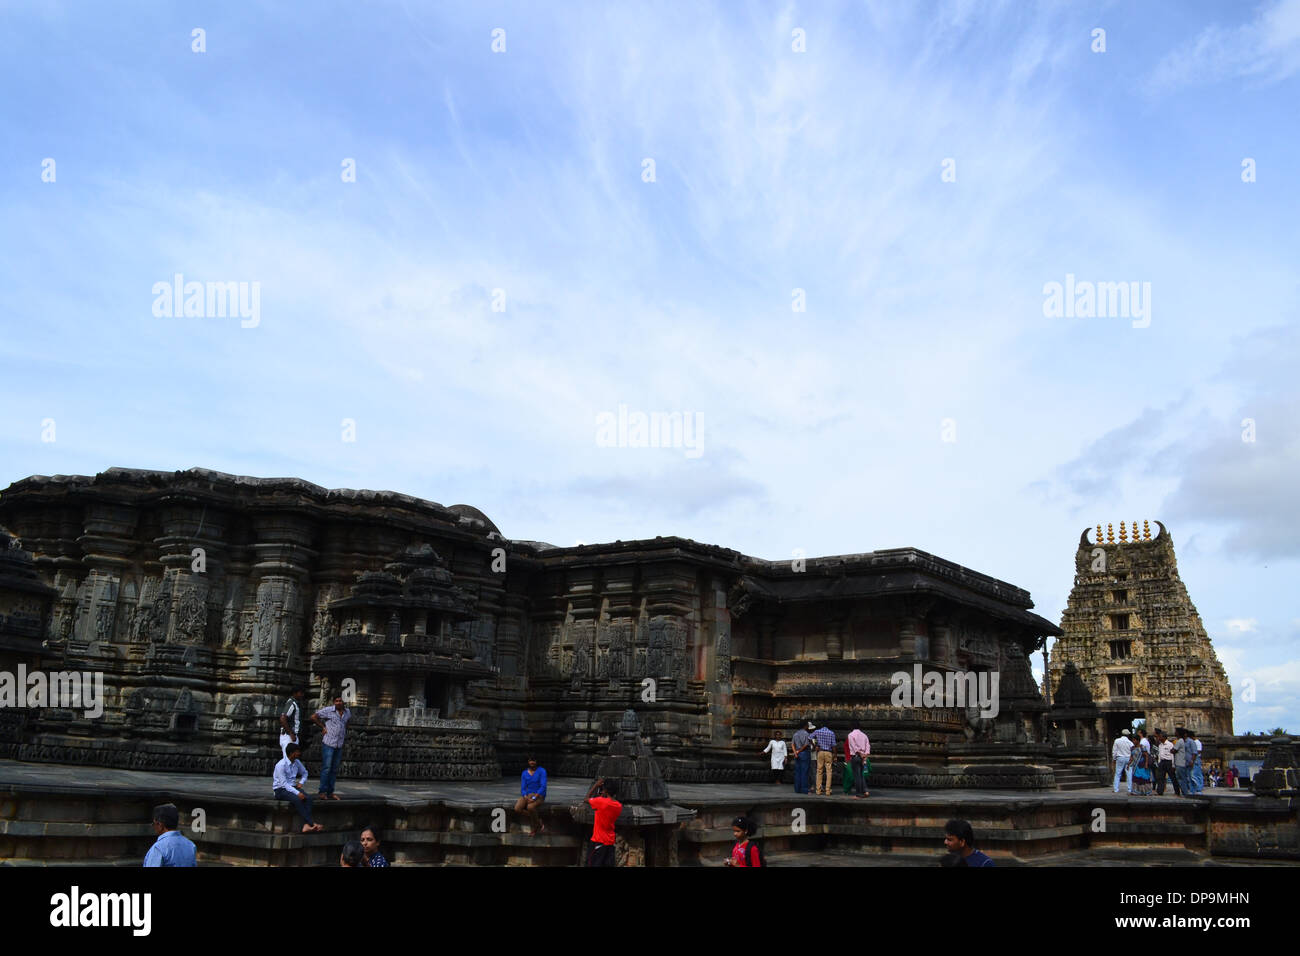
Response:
[0,469,1063,787]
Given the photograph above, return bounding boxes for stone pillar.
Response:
[758,614,779,661]
[825,613,846,661]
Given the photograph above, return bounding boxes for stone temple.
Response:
[0,468,1064,789]
[1047,521,1233,742]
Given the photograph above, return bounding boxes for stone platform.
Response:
[2,759,1296,866]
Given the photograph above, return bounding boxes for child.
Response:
[761,731,788,784]
[726,815,762,867]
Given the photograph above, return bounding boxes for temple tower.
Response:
[1048,521,1233,738]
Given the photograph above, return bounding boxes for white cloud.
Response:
[1148,0,1300,94]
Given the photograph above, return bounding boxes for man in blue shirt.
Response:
[812,723,836,796]
[143,803,197,867]
[942,819,995,867]
[514,755,548,835]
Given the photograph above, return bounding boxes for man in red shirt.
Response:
[585,777,622,867]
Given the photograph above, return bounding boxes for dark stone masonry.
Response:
[0,467,1063,788]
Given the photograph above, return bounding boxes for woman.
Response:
[340,840,365,867]
[1132,745,1152,796]
[360,826,389,867]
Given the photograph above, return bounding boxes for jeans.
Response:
[851,754,867,795]
[275,787,315,825]
[1175,766,1192,796]
[1191,758,1204,793]
[320,743,343,795]
[1113,756,1132,793]
[794,751,811,793]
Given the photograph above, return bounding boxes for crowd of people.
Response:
[768,719,872,797]
[1111,726,1239,796]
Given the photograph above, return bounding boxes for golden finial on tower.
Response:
[1107,523,1114,544]
[1097,524,1103,545]
[1143,520,1151,540]
[1133,520,1139,543]
[1119,521,1127,542]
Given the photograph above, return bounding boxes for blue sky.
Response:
[2,0,1297,734]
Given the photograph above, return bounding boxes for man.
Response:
[311,694,351,800]
[1172,728,1191,797]
[1155,731,1180,796]
[143,803,197,867]
[761,730,788,784]
[278,686,306,759]
[942,819,994,867]
[846,720,871,798]
[812,722,836,796]
[274,741,324,833]
[514,755,548,835]
[585,777,622,867]
[360,826,389,867]
[1189,731,1204,794]
[1111,728,1134,794]
[791,721,814,794]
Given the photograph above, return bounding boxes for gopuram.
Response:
[1047,521,1233,741]
[0,468,1063,789]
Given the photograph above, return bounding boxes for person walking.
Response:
[274,742,323,833]
[791,721,815,794]
[847,721,870,798]
[762,730,788,784]
[514,755,548,835]
[585,777,622,867]
[1112,728,1134,794]
[143,803,197,867]
[812,722,836,796]
[311,694,351,800]
[1189,731,1204,794]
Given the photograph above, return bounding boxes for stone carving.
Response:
[1050,523,1233,736]
[0,467,1063,788]
[175,584,207,643]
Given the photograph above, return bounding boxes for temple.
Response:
[1047,521,1233,741]
[0,467,1063,788]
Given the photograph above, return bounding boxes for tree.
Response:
[1267,727,1289,736]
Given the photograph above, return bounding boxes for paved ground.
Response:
[0,758,1256,807]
